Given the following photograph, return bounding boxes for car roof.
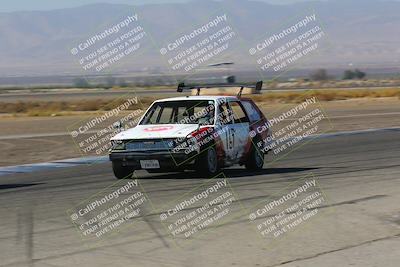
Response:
[154,95,239,103]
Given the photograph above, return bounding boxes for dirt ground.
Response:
[0,97,399,167]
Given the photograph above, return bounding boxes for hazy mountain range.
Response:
[0,0,399,76]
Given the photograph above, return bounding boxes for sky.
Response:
[0,0,395,12]
[0,0,319,12]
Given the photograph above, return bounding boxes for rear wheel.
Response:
[196,146,219,176]
[112,161,135,179]
[245,141,264,171]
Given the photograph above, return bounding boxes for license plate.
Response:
[140,160,160,169]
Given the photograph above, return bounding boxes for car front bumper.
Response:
[109,150,198,170]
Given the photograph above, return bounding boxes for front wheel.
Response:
[245,143,264,171]
[112,161,135,179]
[196,146,219,176]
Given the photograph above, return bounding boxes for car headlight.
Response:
[169,137,196,153]
[110,140,125,150]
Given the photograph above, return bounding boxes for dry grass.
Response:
[1,88,399,116]
[0,97,156,116]
[250,88,400,103]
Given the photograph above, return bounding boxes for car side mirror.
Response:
[113,121,123,132]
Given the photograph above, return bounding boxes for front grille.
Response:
[125,139,174,151]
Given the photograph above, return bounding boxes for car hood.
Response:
[111,124,201,140]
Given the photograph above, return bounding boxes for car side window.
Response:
[229,101,250,123]
[241,100,261,122]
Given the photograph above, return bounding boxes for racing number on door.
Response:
[218,101,250,161]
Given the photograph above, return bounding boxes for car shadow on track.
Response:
[0,183,44,190]
[135,167,319,180]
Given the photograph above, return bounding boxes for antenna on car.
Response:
[177,81,263,97]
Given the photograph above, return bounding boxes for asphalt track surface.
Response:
[0,129,399,267]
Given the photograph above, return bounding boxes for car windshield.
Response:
[140,100,215,125]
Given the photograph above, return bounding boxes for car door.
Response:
[216,101,236,162]
[227,101,251,162]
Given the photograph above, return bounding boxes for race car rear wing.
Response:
[177,81,263,97]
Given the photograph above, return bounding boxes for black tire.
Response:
[196,146,219,176]
[245,140,264,171]
[112,161,135,179]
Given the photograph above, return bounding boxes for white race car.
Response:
[109,82,271,179]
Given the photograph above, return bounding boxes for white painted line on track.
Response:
[0,156,108,176]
